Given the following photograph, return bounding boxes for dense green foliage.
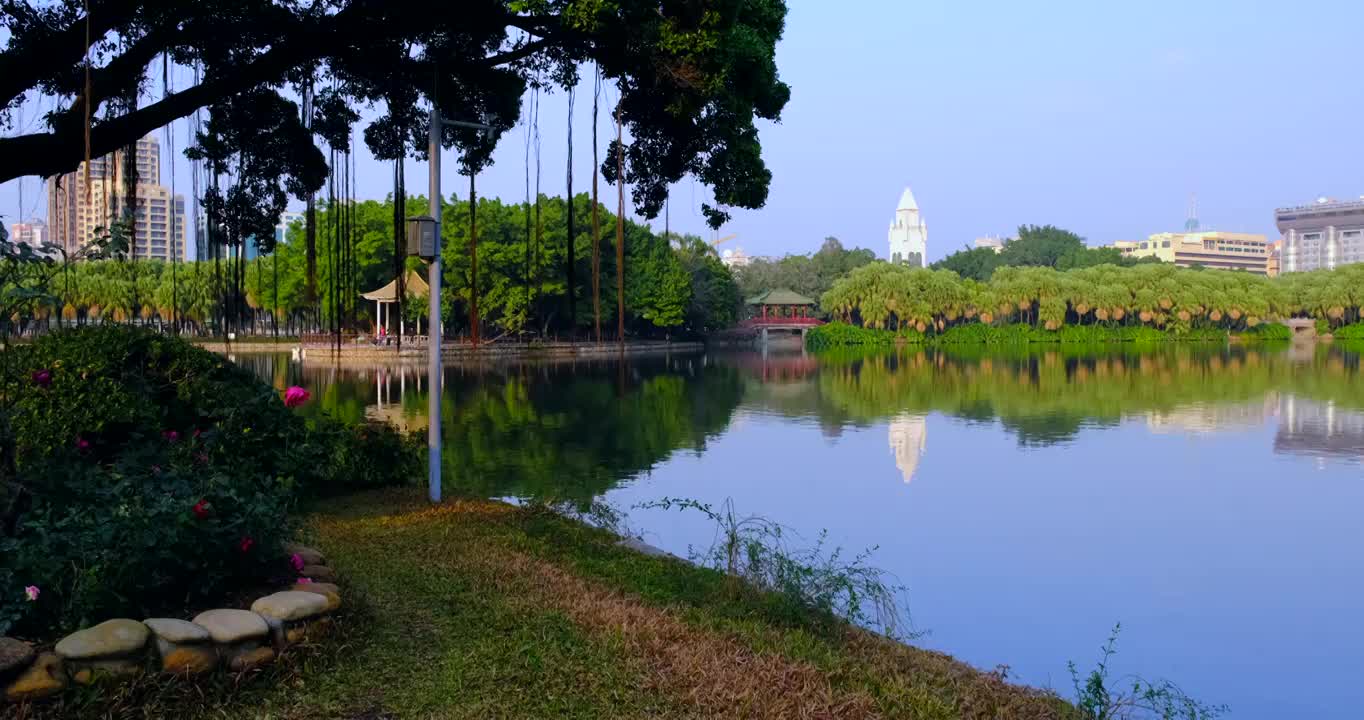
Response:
[1333,323,1364,340]
[3,0,791,232]
[0,327,418,636]
[734,237,876,311]
[822,260,1364,335]
[0,195,742,338]
[805,323,924,349]
[932,225,1159,281]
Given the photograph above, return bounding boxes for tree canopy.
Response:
[1,0,790,227]
[932,224,1159,281]
[733,236,876,311]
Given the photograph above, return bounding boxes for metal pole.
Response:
[427,106,443,503]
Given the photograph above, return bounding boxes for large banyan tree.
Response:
[0,0,791,231]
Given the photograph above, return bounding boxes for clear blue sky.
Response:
[4,0,1362,262]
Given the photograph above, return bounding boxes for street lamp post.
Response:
[420,105,494,503]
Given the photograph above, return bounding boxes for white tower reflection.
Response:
[888,413,927,484]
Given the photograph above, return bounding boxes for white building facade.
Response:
[888,187,927,267]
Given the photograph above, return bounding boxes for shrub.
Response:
[1239,322,1292,342]
[806,322,924,349]
[1333,322,1364,340]
[0,327,419,635]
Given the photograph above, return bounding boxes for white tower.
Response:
[888,187,927,267]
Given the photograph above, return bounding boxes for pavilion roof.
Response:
[745,288,816,306]
[360,270,429,302]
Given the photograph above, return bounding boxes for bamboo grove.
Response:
[820,261,1364,334]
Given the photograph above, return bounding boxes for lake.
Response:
[236,342,1364,718]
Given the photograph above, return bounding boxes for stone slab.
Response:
[0,637,34,679]
[300,564,337,582]
[289,582,342,612]
[143,618,211,645]
[251,591,329,622]
[55,619,149,660]
[4,652,64,702]
[192,609,269,644]
[284,542,326,566]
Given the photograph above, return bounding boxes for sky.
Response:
[4,0,1363,263]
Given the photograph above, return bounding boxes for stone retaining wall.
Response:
[1,542,341,704]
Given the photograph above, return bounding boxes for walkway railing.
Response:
[740,317,823,327]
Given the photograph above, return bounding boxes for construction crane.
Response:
[710,233,737,248]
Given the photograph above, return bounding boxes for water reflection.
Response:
[236,342,1364,502]
[888,413,927,484]
[1276,396,1364,462]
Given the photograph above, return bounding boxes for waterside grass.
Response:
[13,487,1079,719]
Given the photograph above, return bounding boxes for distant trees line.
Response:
[822,260,1364,334]
[0,195,742,339]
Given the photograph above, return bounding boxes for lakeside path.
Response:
[206,488,1075,720]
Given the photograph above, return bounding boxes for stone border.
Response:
[2,543,341,704]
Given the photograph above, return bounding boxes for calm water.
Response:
[237,343,1364,718]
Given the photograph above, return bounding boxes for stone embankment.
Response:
[1,542,341,704]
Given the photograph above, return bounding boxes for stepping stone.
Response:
[289,581,342,611]
[252,591,330,647]
[191,609,268,645]
[55,619,149,683]
[284,542,326,565]
[143,619,216,676]
[4,652,64,702]
[193,609,272,672]
[0,637,34,682]
[252,591,329,623]
[55,619,149,660]
[300,564,337,582]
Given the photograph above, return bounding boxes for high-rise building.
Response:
[45,134,186,261]
[8,220,48,253]
[1274,197,1364,273]
[888,187,927,267]
[1110,231,1270,274]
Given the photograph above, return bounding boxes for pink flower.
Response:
[162,430,180,442]
[290,553,305,572]
[24,586,39,602]
[193,428,203,439]
[192,499,210,520]
[283,386,311,408]
[75,436,90,452]
[195,451,208,465]
[296,577,314,585]
[31,370,51,387]
[151,464,162,475]
[239,536,255,553]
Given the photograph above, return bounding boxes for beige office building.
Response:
[46,135,186,261]
[1111,231,1270,274]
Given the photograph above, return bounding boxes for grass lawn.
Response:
[17,488,1078,720]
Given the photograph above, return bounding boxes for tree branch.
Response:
[0,0,143,108]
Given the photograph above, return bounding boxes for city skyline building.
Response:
[8,220,48,253]
[1274,197,1364,273]
[1110,230,1270,274]
[888,187,927,267]
[44,134,186,261]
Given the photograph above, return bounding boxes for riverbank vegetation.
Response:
[0,327,418,638]
[54,487,1071,720]
[818,260,1364,339]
